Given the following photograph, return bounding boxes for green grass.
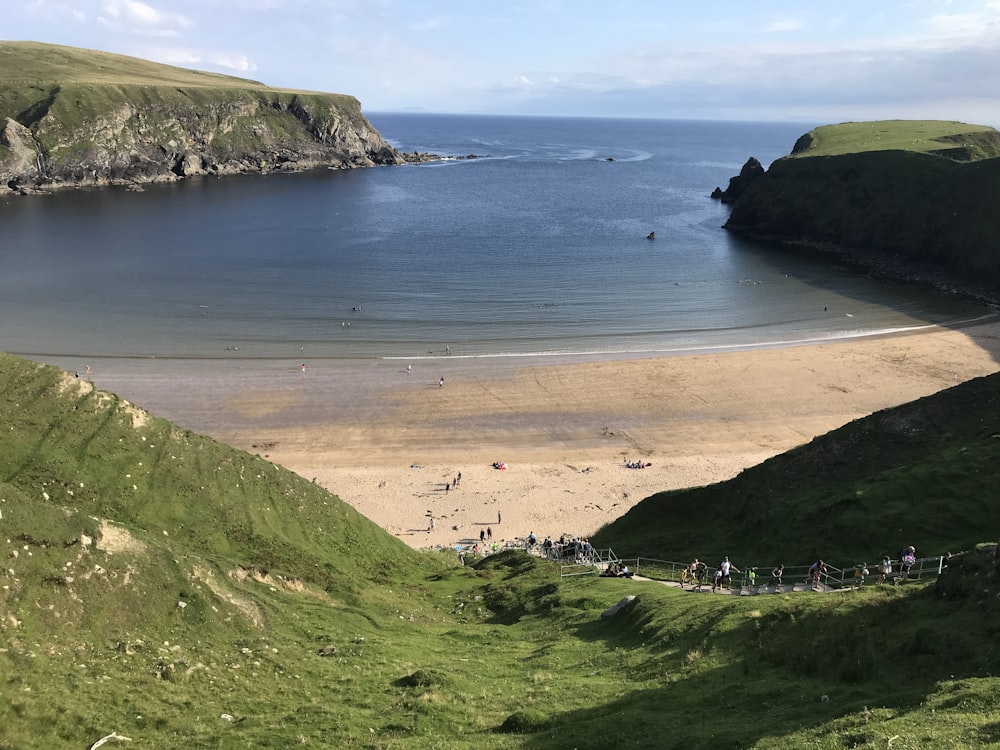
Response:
[0,41,267,89]
[789,120,1000,161]
[3,352,1000,748]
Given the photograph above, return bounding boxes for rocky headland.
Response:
[0,41,426,194]
[715,120,1000,303]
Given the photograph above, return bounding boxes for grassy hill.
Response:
[3,351,1000,749]
[788,120,1000,161]
[0,41,402,191]
[0,41,270,89]
[724,120,1000,300]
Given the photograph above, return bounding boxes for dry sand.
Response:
[91,319,1000,551]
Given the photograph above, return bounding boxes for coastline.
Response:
[81,319,1000,551]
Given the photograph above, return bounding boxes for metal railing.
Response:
[563,552,953,590]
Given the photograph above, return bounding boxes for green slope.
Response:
[0,352,423,613]
[0,40,268,88]
[789,119,1000,161]
[3,350,1000,749]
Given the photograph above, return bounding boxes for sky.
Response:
[4,0,1000,124]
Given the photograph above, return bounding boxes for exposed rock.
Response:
[1,85,413,194]
[600,595,636,618]
[710,156,765,204]
[1,118,43,187]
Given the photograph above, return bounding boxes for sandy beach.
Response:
[89,319,1000,551]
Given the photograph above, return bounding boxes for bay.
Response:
[0,114,987,365]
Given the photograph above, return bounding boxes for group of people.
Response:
[677,546,920,594]
[678,557,746,592]
[623,459,651,469]
[539,535,595,563]
[601,561,633,578]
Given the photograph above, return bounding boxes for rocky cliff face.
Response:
[723,148,1000,300]
[1,84,405,193]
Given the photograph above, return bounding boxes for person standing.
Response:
[720,556,740,590]
[693,559,707,591]
[808,560,828,589]
[899,546,916,580]
[770,564,784,589]
[877,556,892,585]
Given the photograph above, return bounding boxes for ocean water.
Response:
[0,114,988,365]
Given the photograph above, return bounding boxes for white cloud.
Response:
[208,53,258,73]
[26,0,86,23]
[98,0,192,37]
[148,46,258,75]
[765,18,803,33]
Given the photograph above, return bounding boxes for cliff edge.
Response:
[0,41,406,193]
[721,120,1000,300]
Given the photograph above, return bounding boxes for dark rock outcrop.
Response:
[710,156,765,204]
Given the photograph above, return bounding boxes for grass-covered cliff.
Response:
[4,349,1000,748]
[723,120,1000,299]
[0,41,404,192]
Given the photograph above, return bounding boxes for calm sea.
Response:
[0,114,988,366]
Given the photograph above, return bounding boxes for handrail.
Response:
[565,552,955,589]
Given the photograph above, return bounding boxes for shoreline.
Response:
[76,319,1000,551]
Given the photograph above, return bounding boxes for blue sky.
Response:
[5,0,1000,124]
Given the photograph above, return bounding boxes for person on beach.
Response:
[407,364,412,375]
[480,529,486,542]
[439,377,444,388]
[497,511,502,524]
[487,527,492,540]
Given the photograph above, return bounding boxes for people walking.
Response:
[877,556,892,585]
[719,556,740,590]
